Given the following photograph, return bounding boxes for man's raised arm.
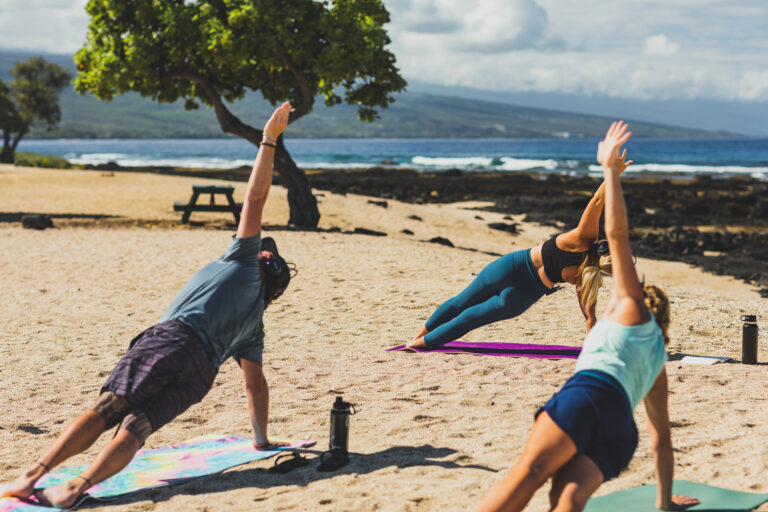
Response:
[236,102,290,239]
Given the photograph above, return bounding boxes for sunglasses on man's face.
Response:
[596,240,610,256]
[264,258,285,274]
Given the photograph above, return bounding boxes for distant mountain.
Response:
[1,50,738,140]
[407,82,768,138]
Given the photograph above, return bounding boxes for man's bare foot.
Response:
[34,476,91,509]
[406,336,427,349]
[2,462,48,499]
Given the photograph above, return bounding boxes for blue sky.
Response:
[1,0,766,103]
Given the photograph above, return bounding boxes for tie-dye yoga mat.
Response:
[0,435,314,511]
[389,341,581,359]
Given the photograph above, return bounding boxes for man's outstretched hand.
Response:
[263,102,290,142]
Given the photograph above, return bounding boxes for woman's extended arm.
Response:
[559,149,633,250]
[643,370,700,510]
[600,122,643,303]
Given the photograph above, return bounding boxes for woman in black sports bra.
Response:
[408,127,631,349]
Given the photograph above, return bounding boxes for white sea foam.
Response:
[499,157,559,171]
[296,161,390,169]
[68,154,254,169]
[588,163,768,175]
[67,153,129,164]
[411,156,495,168]
[411,155,564,171]
[65,151,768,176]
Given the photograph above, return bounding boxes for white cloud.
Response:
[387,0,462,34]
[0,0,765,102]
[643,35,680,55]
[389,0,558,53]
[387,0,768,102]
[0,0,89,54]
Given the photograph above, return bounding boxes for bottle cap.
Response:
[742,314,757,323]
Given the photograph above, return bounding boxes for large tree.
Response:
[74,0,406,227]
[0,57,70,164]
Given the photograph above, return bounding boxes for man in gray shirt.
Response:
[3,102,293,508]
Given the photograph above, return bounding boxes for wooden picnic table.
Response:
[174,185,242,224]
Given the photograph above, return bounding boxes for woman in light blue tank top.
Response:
[475,122,699,512]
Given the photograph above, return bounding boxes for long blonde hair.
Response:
[578,250,612,312]
[643,284,671,345]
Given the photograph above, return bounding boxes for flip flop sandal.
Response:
[268,452,309,474]
[316,447,350,472]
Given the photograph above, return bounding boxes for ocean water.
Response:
[17,137,768,178]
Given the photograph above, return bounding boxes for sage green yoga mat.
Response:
[584,480,768,512]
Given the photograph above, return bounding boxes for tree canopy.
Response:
[0,57,70,163]
[75,0,406,226]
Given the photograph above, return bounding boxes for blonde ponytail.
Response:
[643,284,670,345]
[578,252,612,312]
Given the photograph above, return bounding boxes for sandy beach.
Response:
[1,164,767,511]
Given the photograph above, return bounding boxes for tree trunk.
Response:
[274,136,320,227]
[179,70,320,228]
[0,130,13,163]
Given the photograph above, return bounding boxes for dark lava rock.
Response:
[16,424,48,434]
[428,236,454,247]
[488,222,519,234]
[22,214,54,230]
[407,215,423,221]
[353,227,387,237]
[401,229,414,235]
[475,215,485,220]
[367,199,388,208]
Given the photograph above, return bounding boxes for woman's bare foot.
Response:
[2,462,48,500]
[406,336,427,349]
[414,326,429,340]
[34,476,91,509]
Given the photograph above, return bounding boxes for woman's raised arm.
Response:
[559,148,633,251]
[600,121,643,303]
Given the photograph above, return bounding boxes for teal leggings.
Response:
[424,249,550,346]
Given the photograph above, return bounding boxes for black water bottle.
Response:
[741,315,758,365]
[329,396,355,452]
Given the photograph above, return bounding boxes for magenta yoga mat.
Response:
[389,341,581,359]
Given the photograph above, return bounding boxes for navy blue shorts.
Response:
[536,370,638,481]
[102,320,217,433]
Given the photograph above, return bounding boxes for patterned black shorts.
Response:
[102,320,217,433]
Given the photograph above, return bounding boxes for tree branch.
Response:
[175,68,263,146]
[276,49,313,124]
[10,129,25,153]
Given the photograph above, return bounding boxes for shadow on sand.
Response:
[0,212,119,223]
[82,444,498,509]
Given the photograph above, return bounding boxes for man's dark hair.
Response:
[259,237,294,307]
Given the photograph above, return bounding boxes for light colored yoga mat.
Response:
[680,355,731,365]
[584,480,768,512]
[0,434,314,511]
